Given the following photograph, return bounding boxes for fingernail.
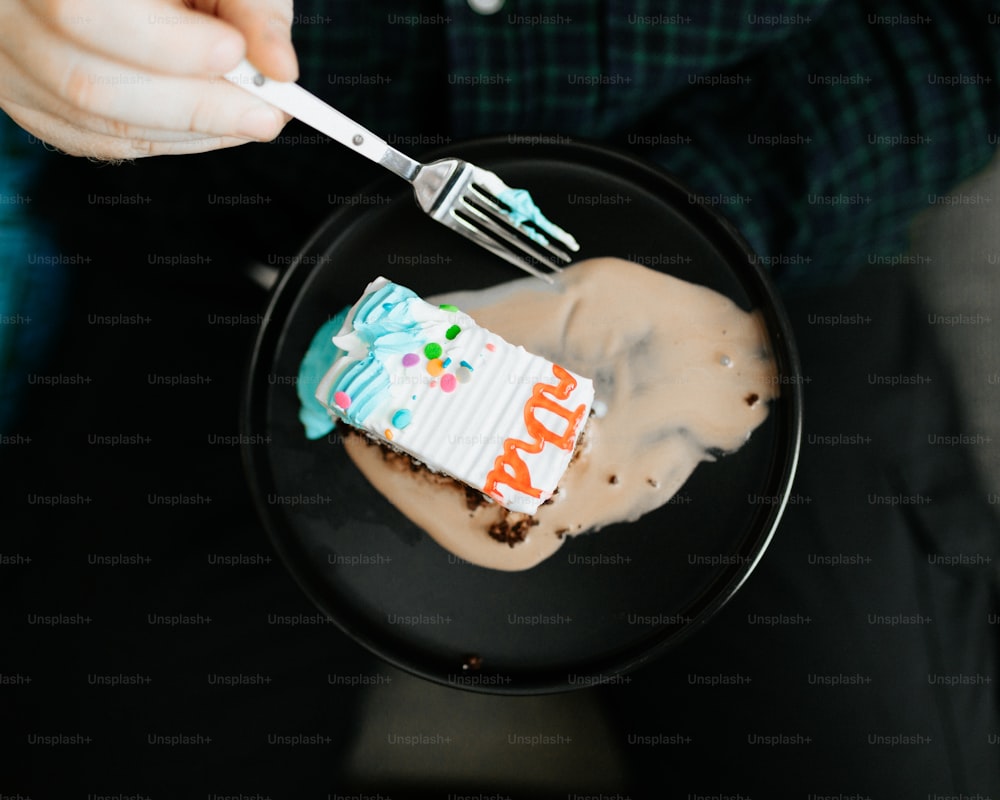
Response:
[207,36,245,74]
[237,106,282,140]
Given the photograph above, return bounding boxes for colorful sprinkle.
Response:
[333,391,351,409]
[485,343,496,352]
[384,429,393,441]
[429,380,437,388]
[424,342,443,359]
[426,358,445,377]
[440,374,457,393]
[392,409,412,428]
[445,324,461,340]
[459,360,474,371]
[402,353,419,367]
[442,357,452,368]
[456,366,473,384]
[439,303,459,312]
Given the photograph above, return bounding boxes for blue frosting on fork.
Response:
[496,188,563,247]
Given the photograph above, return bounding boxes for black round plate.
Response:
[241,138,802,694]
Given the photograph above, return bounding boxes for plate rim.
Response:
[240,136,804,694]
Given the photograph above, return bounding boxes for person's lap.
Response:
[602,267,1000,795]
[4,150,998,795]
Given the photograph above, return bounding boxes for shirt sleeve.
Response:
[0,114,70,433]
[632,0,1000,286]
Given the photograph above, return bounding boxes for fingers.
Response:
[194,0,298,80]
[0,9,288,140]
[0,50,231,142]
[3,99,254,159]
[23,0,248,77]
[0,0,297,159]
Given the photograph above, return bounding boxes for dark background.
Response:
[2,133,999,797]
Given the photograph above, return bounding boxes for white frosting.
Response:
[315,277,594,514]
[342,258,780,571]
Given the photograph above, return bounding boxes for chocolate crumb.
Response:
[555,527,570,539]
[609,474,620,485]
[488,515,538,547]
[510,517,537,541]
[647,478,660,488]
[745,392,760,407]
[464,486,488,511]
[487,520,509,544]
[569,422,589,465]
[462,654,483,671]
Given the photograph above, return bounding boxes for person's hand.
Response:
[0,0,298,159]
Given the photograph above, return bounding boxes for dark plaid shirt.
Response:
[3,0,1000,426]
[293,0,1000,283]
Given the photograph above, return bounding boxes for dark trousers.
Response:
[3,151,998,797]
[603,268,1000,796]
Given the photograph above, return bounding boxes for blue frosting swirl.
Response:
[328,355,391,426]
[297,280,442,438]
[297,308,349,439]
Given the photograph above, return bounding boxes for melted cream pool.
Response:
[342,257,779,571]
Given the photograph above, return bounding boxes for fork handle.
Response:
[224,59,422,182]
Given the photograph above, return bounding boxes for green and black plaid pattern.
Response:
[293,0,1000,283]
[3,0,999,285]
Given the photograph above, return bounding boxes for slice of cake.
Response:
[312,277,594,514]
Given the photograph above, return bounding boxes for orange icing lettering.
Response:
[483,364,588,502]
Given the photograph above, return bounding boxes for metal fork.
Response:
[225,60,579,283]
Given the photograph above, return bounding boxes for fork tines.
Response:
[462,183,578,264]
[420,159,580,284]
[450,175,579,282]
